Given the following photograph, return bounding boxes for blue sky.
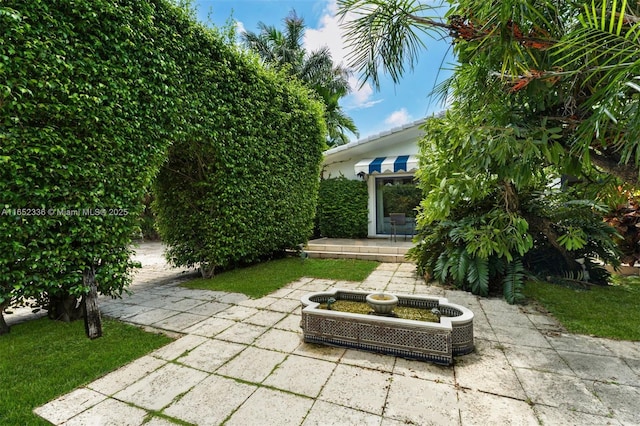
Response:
[194,0,455,141]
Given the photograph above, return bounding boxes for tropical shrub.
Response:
[317,177,368,238]
[153,45,326,278]
[338,0,635,303]
[410,187,621,303]
[521,191,622,286]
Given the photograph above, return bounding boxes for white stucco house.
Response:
[322,118,426,238]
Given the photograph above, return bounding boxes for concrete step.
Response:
[303,241,413,263]
[304,250,410,263]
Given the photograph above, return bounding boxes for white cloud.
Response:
[303,1,347,65]
[345,76,383,110]
[235,20,246,36]
[303,0,380,109]
[384,108,412,127]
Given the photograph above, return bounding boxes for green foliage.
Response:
[241,10,358,146]
[338,1,636,305]
[0,318,172,425]
[1,0,326,320]
[0,0,192,317]
[317,177,368,238]
[138,192,160,241]
[502,259,525,304]
[522,190,622,285]
[410,181,620,303]
[603,190,640,265]
[153,38,327,278]
[182,257,379,298]
[381,183,421,218]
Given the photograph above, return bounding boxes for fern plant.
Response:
[410,187,621,303]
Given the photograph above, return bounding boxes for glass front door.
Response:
[375,176,421,235]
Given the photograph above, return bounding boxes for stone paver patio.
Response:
[20,242,640,425]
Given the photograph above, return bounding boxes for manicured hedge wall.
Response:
[317,177,368,238]
[0,0,326,331]
[0,0,193,325]
[153,45,327,277]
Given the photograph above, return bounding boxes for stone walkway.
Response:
[29,242,640,425]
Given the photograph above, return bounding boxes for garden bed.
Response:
[300,289,474,365]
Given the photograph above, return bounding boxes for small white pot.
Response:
[366,293,399,314]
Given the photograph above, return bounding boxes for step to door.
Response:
[301,238,414,263]
[304,250,409,263]
[305,244,410,256]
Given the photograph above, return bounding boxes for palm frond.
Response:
[337,0,444,90]
[433,251,451,283]
[466,255,489,296]
[283,10,305,53]
[502,259,525,304]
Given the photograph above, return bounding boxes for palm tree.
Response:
[242,10,359,146]
[337,0,640,185]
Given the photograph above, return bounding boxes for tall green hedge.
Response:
[0,0,325,331]
[153,45,327,277]
[0,0,196,329]
[317,177,368,238]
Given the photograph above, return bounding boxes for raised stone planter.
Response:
[300,289,474,365]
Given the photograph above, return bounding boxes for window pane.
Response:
[375,177,421,235]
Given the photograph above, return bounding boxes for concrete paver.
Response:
[385,375,460,425]
[515,368,610,416]
[318,364,392,415]
[150,334,209,361]
[303,400,382,426]
[458,390,539,426]
[176,338,246,373]
[62,398,149,426]
[591,381,640,424]
[17,241,639,426]
[254,327,303,352]
[113,363,209,411]
[215,321,268,344]
[263,354,337,397]
[216,346,287,382]
[34,388,106,425]
[182,317,235,338]
[163,375,256,426]
[87,355,167,395]
[224,387,313,426]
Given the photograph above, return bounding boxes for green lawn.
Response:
[524,276,640,341]
[182,257,380,298]
[0,318,173,425]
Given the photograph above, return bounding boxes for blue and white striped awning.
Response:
[354,155,418,175]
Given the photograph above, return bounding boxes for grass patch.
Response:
[524,277,640,341]
[182,257,379,298]
[0,318,173,425]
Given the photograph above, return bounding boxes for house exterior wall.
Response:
[323,119,425,179]
[321,118,427,238]
[322,137,419,180]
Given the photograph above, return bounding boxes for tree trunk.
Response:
[523,213,579,272]
[503,180,519,213]
[200,262,215,279]
[590,150,639,186]
[83,267,103,339]
[0,299,10,335]
[48,294,85,322]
